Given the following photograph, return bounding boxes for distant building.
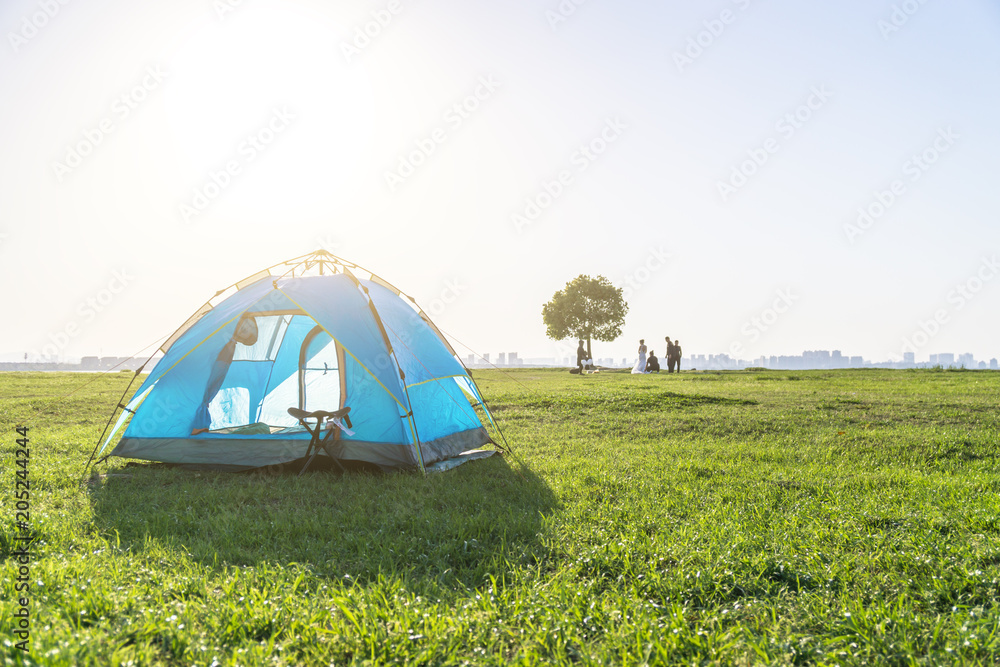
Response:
[903,352,914,364]
[937,353,955,366]
[508,352,518,366]
[498,352,506,366]
[482,353,490,364]
[958,353,974,368]
[992,358,998,370]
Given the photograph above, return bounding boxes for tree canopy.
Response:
[542,275,628,356]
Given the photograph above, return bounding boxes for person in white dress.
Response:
[631,339,647,374]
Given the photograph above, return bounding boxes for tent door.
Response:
[297,325,344,413]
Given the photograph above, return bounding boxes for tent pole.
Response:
[344,269,428,474]
[80,353,153,483]
[374,308,427,473]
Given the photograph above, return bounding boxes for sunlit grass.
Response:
[2,368,999,665]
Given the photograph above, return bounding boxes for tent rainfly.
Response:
[95,250,500,472]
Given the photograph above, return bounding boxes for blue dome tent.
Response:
[95,251,500,473]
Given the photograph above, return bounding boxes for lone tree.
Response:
[542,274,628,359]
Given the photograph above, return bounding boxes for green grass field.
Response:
[2,368,1000,665]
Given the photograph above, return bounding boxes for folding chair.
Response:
[287,407,352,475]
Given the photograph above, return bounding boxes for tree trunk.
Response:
[586,338,592,360]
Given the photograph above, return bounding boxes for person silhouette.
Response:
[673,340,683,372]
[576,339,587,373]
[631,339,647,374]
[646,350,660,372]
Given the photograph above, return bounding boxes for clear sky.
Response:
[1,0,999,365]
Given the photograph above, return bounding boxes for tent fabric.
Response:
[99,254,495,471]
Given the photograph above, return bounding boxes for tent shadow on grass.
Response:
[87,454,557,589]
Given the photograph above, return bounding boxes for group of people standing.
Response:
[632,336,682,374]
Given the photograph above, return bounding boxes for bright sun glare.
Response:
[161,7,377,220]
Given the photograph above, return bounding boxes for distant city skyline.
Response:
[5,346,999,371]
[465,348,1000,371]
